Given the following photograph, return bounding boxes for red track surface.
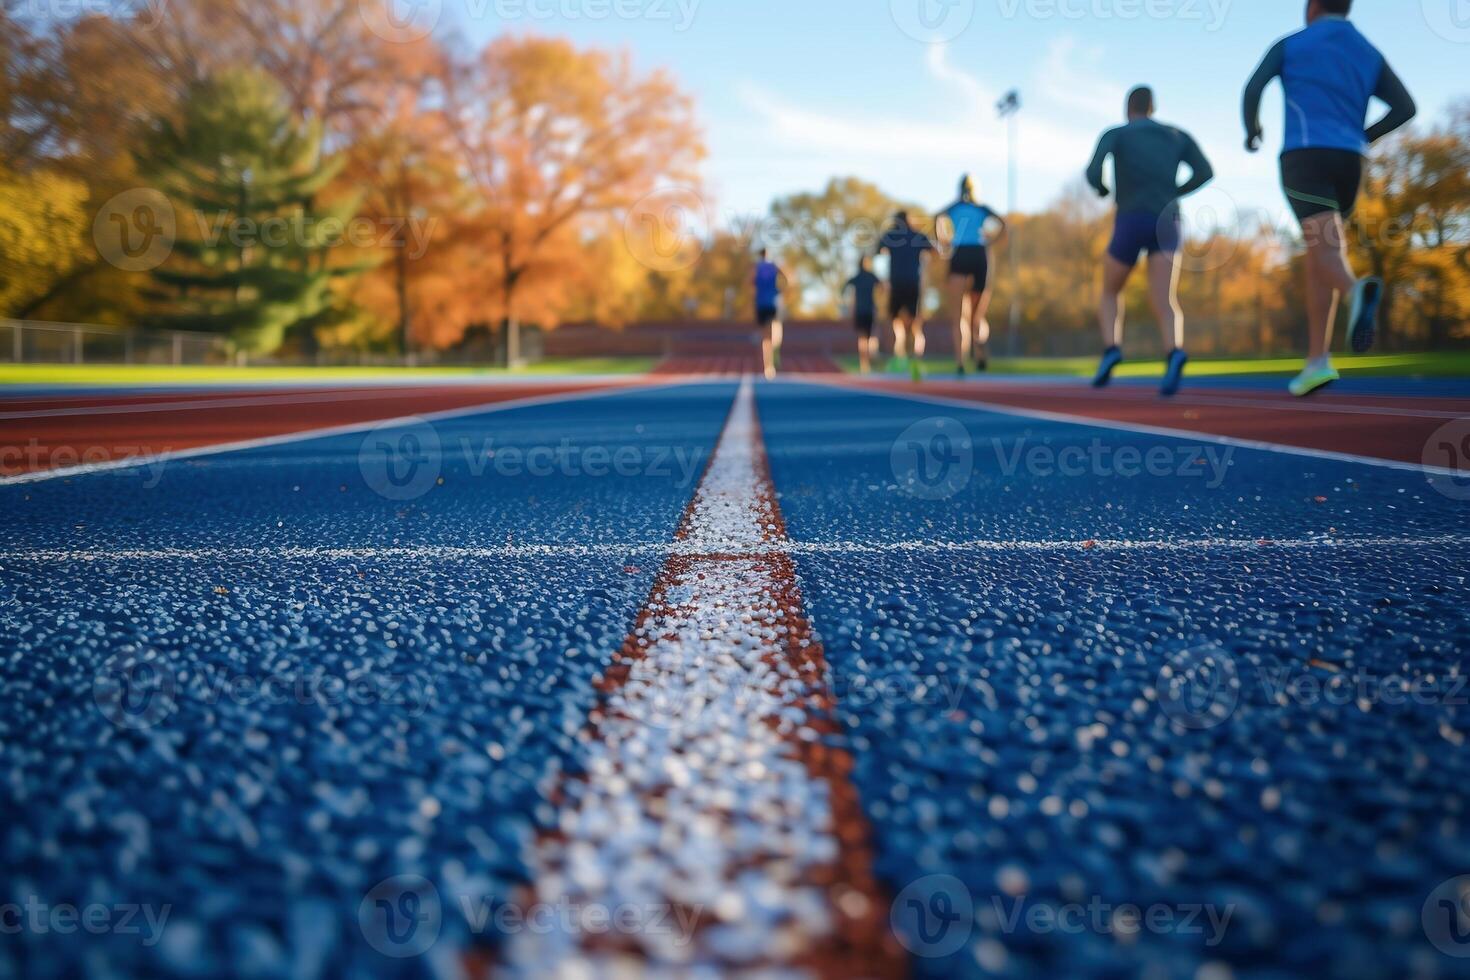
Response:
[845,378,1470,469]
[7,372,1463,480]
[652,354,841,376]
[1,381,635,478]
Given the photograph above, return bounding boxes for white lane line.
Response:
[0,382,663,488]
[0,387,467,420]
[810,378,1468,478]
[1000,386,1467,421]
[503,379,900,976]
[6,534,1468,564]
[0,373,648,400]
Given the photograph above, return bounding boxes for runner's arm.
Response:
[984,209,1008,247]
[1085,130,1115,197]
[1366,61,1417,145]
[1242,40,1285,152]
[934,208,954,250]
[1176,135,1215,197]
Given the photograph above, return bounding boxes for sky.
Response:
[443,0,1470,232]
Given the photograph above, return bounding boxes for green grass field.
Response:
[0,357,658,386]
[5,351,1466,387]
[835,351,1470,379]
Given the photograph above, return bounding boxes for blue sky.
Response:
[446,0,1470,230]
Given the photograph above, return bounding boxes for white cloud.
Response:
[720,35,1287,219]
[1035,36,1124,121]
[733,41,1101,181]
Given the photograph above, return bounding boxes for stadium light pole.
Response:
[996,90,1021,358]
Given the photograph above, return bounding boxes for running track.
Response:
[850,376,1470,470]
[2,376,1469,978]
[0,381,642,479]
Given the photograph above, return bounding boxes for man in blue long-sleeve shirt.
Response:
[1085,85,1213,396]
[1243,0,1417,396]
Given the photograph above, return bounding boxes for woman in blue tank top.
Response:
[937,174,1006,376]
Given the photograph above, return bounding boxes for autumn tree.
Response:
[767,177,922,317]
[0,165,88,317]
[1352,106,1470,349]
[441,35,704,361]
[141,68,360,353]
[326,38,468,354]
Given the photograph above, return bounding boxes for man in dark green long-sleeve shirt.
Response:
[1084,85,1214,396]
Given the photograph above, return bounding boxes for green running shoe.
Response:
[1288,362,1340,397]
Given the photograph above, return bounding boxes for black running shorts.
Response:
[889,281,921,319]
[1280,148,1363,222]
[949,245,989,291]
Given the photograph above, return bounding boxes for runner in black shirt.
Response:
[876,211,934,383]
[844,256,883,374]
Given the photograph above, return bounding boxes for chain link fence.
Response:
[2,320,229,366]
[0,320,546,368]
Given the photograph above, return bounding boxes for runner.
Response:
[753,248,789,381]
[843,255,884,374]
[936,174,1006,377]
[1085,86,1213,397]
[876,211,935,383]
[1243,0,1417,397]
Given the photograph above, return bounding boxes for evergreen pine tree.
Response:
[143,68,360,354]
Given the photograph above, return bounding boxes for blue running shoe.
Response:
[1349,277,1383,354]
[1093,346,1123,388]
[1160,348,1188,397]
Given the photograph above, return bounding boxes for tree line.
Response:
[1,0,702,356]
[2,1,1466,357]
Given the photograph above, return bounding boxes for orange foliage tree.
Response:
[440,35,704,359]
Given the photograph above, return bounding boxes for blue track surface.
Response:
[0,383,734,977]
[4,378,1469,979]
[758,381,1470,979]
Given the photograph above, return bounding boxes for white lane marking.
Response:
[0,387,470,420]
[812,378,1468,478]
[0,373,645,400]
[6,534,1469,564]
[1001,386,1467,421]
[0,382,664,487]
[503,378,858,973]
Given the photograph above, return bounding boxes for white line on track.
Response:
[0,381,663,487]
[0,387,477,420]
[502,378,898,976]
[1012,386,1467,421]
[7,534,1469,564]
[806,378,1468,478]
